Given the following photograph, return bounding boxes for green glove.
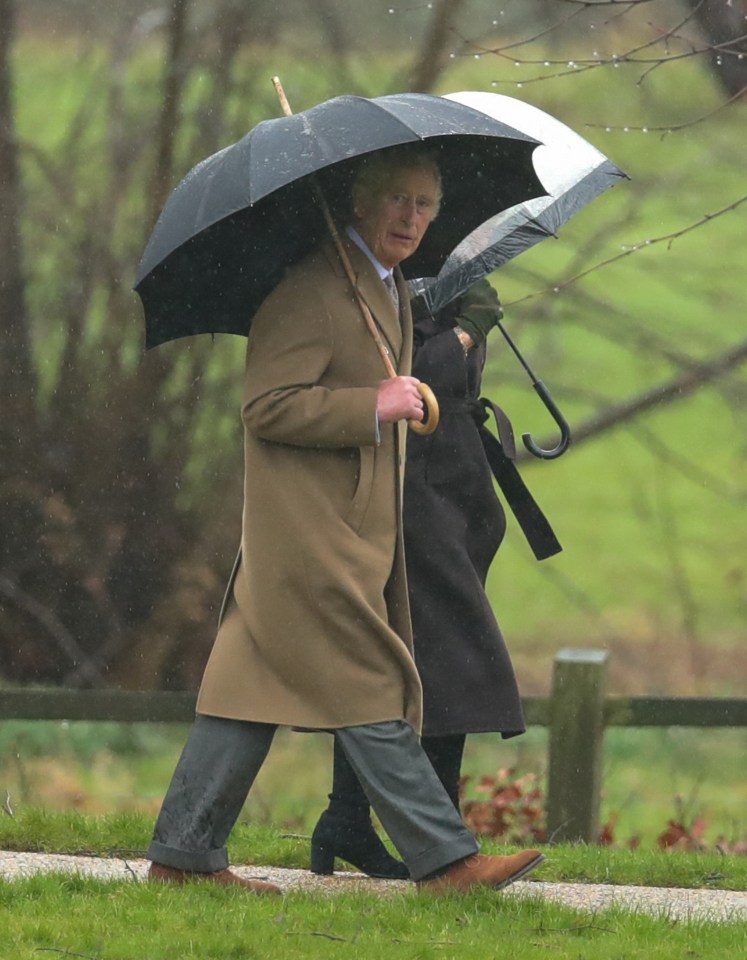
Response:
[454,278,503,345]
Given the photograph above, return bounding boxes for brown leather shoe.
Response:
[417,850,545,895]
[148,862,282,896]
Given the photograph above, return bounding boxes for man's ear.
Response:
[351,183,368,221]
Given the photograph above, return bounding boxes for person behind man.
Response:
[311,278,562,879]
[145,144,545,895]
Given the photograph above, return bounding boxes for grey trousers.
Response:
[147,715,478,881]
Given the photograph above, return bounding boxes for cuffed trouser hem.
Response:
[146,840,229,873]
[405,835,479,883]
[147,715,276,873]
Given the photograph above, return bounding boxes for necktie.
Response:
[383,273,399,314]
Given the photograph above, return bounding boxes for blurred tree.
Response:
[148,0,190,228]
[683,0,747,97]
[0,0,33,434]
[409,0,470,92]
[0,0,744,693]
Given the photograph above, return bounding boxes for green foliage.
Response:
[1,724,744,855]
[1,806,746,893]
[0,719,184,761]
[3,14,746,695]
[3,873,743,960]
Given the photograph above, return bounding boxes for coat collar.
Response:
[321,234,404,364]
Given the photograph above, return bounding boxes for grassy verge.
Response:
[1,809,745,892]
[3,723,744,849]
[1,873,744,960]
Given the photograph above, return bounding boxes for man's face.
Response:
[354,166,439,270]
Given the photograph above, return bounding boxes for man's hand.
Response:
[376,376,424,423]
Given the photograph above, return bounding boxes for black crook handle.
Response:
[522,380,572,460]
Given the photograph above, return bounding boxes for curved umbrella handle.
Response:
[410,382,440,435]
[522,380,572,460]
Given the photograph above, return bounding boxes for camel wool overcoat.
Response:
[196,236,423,732]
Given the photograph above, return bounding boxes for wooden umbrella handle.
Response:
[271,77,439,436]
[411,383,439,435]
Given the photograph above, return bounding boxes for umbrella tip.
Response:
[272,76,293,117]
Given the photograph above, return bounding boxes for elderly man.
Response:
[146,145,544,895]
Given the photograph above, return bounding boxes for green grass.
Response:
[1,722,745,850]
[1,875,742,960]
[1,808,745,893]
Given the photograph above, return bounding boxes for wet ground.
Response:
[1,850,745,924]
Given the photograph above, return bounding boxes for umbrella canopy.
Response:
[135,92,547,349]
[408,91,628,314]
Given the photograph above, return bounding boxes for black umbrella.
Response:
[409,91,628,459]
[135,91,546,350]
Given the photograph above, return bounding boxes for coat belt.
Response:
[434,396,562,561]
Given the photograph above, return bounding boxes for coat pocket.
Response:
[344,446,375,532]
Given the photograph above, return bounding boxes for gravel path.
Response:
[1,851,745,924]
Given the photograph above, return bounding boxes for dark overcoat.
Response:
[197,237,423,732]
[403,297,525,738]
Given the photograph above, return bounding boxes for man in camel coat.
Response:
[146,144,544,895]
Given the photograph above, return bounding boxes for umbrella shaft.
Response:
[496,318,539,384]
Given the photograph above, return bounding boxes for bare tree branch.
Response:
[148,0,189,228]
[505,194,747,308]
[409,0,471,92]
[682,0,747,96]
[0,573,106,686]
[632,421,743,504]
[457,0,747,112]
[538,337,747,453]
[585,80,747,132]
[0,0,35,426]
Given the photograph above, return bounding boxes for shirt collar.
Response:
[346,226,393,282]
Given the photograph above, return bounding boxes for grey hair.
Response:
[352,144,442,218]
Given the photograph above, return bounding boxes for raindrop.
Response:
[567,61,576,68]
[544,61,550,67]
[623,127,630,132]
[514,61,521,67]
[552,287,560,293]
[517,82,523,88]
[491,81,497,87]
[642,127,649,134]
[449,52,456,59]
[474,54,481,59]
[388,7,394,13]
[605,127,612,132]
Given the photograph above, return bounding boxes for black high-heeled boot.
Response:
[310,736,409,879]
[310,808,409,879]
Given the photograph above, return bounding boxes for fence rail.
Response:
[2,648,745,842]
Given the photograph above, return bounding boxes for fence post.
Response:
[546,648,608,843]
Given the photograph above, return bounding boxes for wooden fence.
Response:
[1,648,745,843]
